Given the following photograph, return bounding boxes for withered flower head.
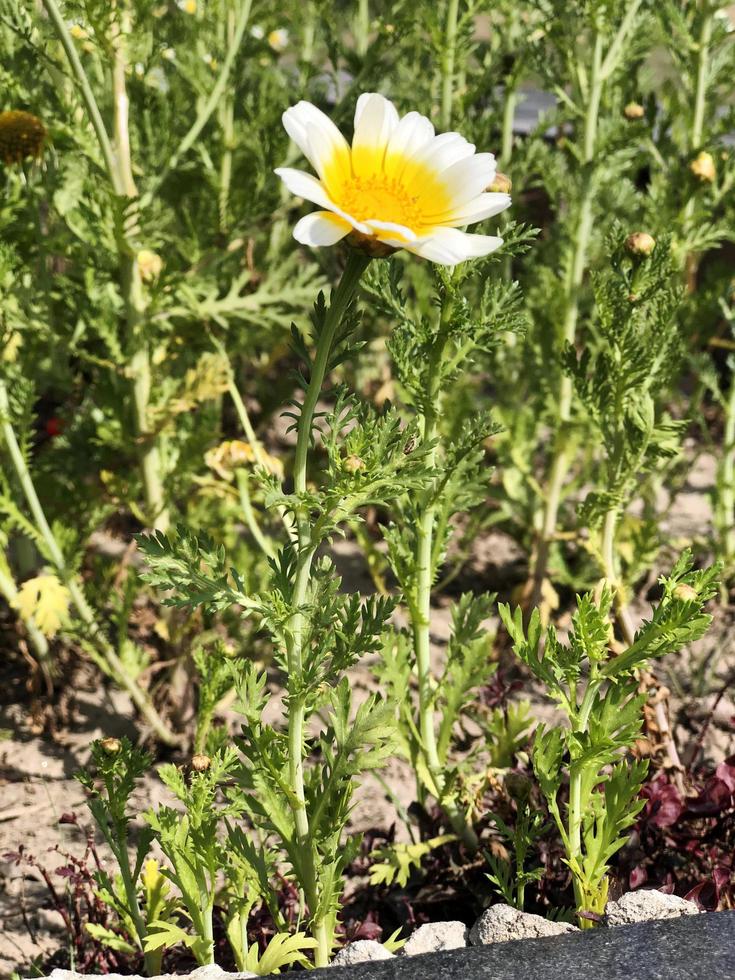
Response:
[0,111,46,166]
[624,102,645,120]
[100,736,122,755]
[487,172,512,195]
[191,753,211,772]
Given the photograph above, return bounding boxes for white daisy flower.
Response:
[275,93,511,266]
[268,28,289,52]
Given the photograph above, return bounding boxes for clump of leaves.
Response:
[500,552,719,925]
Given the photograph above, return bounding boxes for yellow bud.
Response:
[191,753,211,772]
[625,232,656,258]
[624,102,645,120]
[488,172,512,195]
[100,737,122,755]
[137,249,163,283]
[690,151,715,183]
[673,583,698,602]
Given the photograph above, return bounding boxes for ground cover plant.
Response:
[0,0,734,975]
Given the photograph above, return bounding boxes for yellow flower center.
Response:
[337,174,424,230]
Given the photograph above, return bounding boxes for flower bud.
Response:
[100,737,122,755]
[488,172,512,195]
[690,151,715,183]
[624,102,645,121]
[344,455,365,474]
[191,753,211,772]
[137,249,163,283]
[625,232,656,258]
[0,111,46,166]
[505,771,532,804]
[673,583,698,602]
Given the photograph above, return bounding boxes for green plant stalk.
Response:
[683,4,714,285]
[528,31,604,612]
[719,377,735,562]
[356,0,369,57]
[411,297,478,851]
[149,0,253,194]
[218,5,237,232]
[39,0,123,194]
[500,84,517,168]
[41,0,169,530]
[0,380,179,745]
[440,0,460,131]
[112,822,160,976]
[286,251,370,967]
[112,13,170,532]
[236,469,276,560]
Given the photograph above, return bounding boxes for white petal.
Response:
[293,211,351,246]
[406,227,504,266]
[438,153,498,207]
[352,93,400,175]
[282,101,351,185]
[364,219,417,243]
[384,111,435,169]
[411,132,476,172]
[275,167,333,209]
[435,192,511,226]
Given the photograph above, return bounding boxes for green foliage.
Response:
[500,551,720,924]
[368,834,456,888]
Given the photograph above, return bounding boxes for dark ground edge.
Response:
[320,912,735,980]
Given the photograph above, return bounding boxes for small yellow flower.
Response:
[267,28,289,52]
[690,151,715,183]
[0,111,46,166]
[137,249,163,282]
[12,573,70,637]
[69,23,87,40]
[276,93,511,266]
[177,0,197,12]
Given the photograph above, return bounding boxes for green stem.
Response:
[720,379,735,563]
[113,829,159,975]
[0,381,180,745]
[440,0,460,130]
[528,31,603,613]
[236,469,276,559]
[500,84,517,168]
[149,0,253,194]
[683,5,714,284]
[410,295,478,851]
[356,0,369,57]
[218,6,237,232]
[286,251,369,967]
[39,0,123,193]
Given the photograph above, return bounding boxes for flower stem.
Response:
[411,293,478,851]
[527,31,603,614]
[0,380,180,745]
[285,251,369,966]
[440,0,460,131]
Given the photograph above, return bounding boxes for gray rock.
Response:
[401,921,468,955]
[332,940,395,966]
[605,889,700,927]
[469,904,578,945]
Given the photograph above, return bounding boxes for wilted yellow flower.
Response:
[690,151,715,183]
[0,111,46,166]
[137,249,163,282]
[205,439,283,481]
[268,28,289,52]
[12,573,70,637]
[276,93,511,265]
